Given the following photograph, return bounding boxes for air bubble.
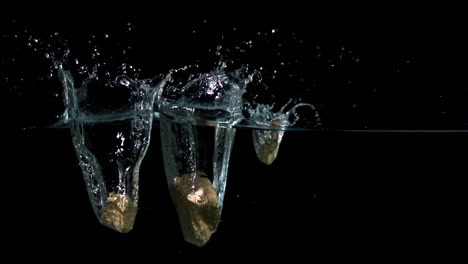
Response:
[120,78,130,87]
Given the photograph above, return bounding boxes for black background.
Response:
[1,3,467,260]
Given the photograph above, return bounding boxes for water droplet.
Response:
[120,78,130,87]
[33,38,38,43]
[272,29,276,33]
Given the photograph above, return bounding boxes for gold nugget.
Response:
[170,172,221,247]
[102,192,137,233]
[255,129,284,165]
[253,120,286,165]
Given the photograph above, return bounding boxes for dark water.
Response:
[6,127,465,259]
[2,3,466,260]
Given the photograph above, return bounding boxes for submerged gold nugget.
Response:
[255,129,284,165]
[254,120,285,165]
[102,192,137,233]
[170,173,221,247]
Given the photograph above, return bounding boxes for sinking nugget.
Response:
[253,127,285,165]
[169,173,221,247]
[102,192,138,233]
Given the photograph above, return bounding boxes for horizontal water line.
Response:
[340,129,468,133]
[48,111,468,133]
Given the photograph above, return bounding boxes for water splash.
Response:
[248,100,321,164]
[247,99,321,128]
[57,55,163,232]
[159,55,257,246]
[6,20,326,243]
[161,61,258,125]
